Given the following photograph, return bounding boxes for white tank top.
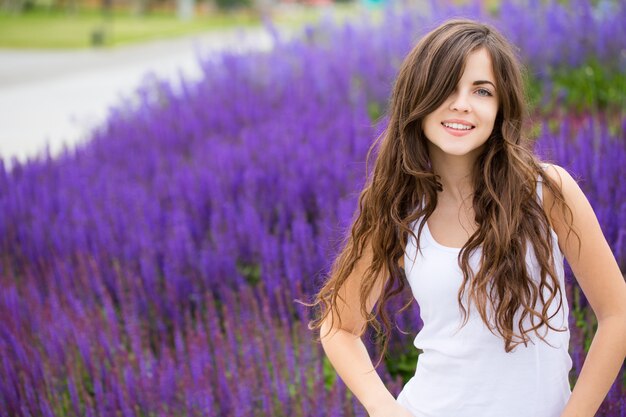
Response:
[396,172,572,417]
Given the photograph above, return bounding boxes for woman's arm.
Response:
[319,243,412,416]
[320,325,399,413]
[543,164,626,417]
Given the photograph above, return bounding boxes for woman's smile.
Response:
[441,119,476,136]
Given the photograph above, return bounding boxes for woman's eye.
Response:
[476,88,493,97]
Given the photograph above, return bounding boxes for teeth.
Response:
[443,122,473,130]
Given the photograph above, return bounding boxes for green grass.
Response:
[0,3,362,49]
[0,8,259,49]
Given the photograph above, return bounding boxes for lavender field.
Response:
[1,0,625,415]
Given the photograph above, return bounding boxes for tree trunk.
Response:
[177,0,195,21]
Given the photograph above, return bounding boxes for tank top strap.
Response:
[536,163,550,204]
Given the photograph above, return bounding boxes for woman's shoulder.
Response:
[538,162,578,199]
[538,162,570,182]
[536,162,583,243]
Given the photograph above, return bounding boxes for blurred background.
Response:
[0,0,624,416]
[0,0,377,167]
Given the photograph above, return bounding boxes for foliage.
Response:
[215,0,252,11]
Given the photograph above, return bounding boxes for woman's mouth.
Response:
[441,122,475,136]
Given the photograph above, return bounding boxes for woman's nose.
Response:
[449,92,471,112]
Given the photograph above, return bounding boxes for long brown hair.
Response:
[305,18,579,367]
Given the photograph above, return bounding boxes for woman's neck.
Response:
[431,159,476,206]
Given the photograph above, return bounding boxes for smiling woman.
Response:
[306,18,626,417]
[422,47,499,161]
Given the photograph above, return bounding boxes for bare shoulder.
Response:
[538,163,578,230]
[539,162,626,321]
[542,164,588,260]
[539,162,577,194]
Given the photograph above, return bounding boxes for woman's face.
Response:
[422,47,499,162]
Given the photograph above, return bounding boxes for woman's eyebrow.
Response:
[473,80,496,88]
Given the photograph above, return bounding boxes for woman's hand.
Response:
[367,399,415,417]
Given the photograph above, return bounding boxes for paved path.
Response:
[0,25,291,169]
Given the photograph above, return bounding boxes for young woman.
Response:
[307,19,626,417]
